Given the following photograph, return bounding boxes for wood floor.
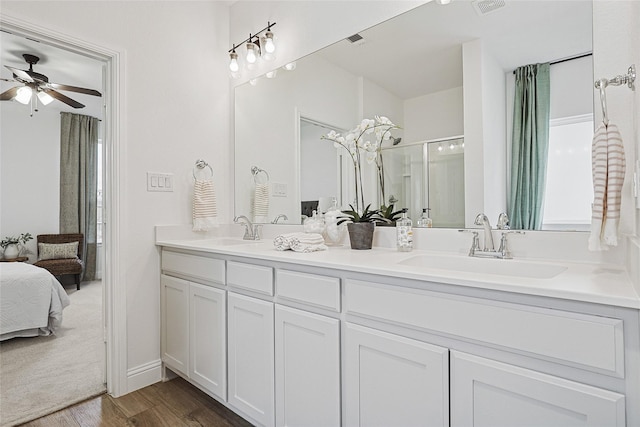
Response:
[19,377,254,427]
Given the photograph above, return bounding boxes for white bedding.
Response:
[0,262,71,341]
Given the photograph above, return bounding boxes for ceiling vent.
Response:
[472,0,507,16]
[346,33,365,44]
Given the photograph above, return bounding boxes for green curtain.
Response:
[59,112,99,281]
[508,63,551,230]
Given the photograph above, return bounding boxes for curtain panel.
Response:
[59,112,99,281]
[508,63,551,230]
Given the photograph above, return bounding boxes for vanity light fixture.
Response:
[229,48,239,73]
[228,21,277,76]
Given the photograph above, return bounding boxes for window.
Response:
[542,115,593,231]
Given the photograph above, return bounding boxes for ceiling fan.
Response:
[0,53,101,113]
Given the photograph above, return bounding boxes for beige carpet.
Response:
[0,280,106,426]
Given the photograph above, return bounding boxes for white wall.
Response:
[0,105,61,260]
[1,0,231,392]
[403,87,464,144]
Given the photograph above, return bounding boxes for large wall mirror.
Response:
[234,0,593,230]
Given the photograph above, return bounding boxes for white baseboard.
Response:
[127,359,162,393]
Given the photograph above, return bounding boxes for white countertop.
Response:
[156,236,640,310]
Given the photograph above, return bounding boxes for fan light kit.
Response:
[229,21,277,77]
[1,53,102,117]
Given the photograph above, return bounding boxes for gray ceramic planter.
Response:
[347,222,375,250]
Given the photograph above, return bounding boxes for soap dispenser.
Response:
[396,208,413,252]
[416,208,432,228]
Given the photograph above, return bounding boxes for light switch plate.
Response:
[272,182,287,197]
[147,172,174,192]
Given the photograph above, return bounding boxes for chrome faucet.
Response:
[496,212,510,230]
[234,215,262,240]
[474,213,495,251]
[271,214,288,224]
[461,214,525,259]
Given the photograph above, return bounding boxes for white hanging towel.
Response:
[588,122,625,251]
[192,179,218,231]
[253,182,270,223]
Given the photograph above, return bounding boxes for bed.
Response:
[0,262,71,341]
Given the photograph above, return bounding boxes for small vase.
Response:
[3,243,19,260]
[347,222,375,250]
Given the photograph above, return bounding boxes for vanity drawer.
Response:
[344,279,624,377]
[276,270,340,312]
[227,261,274,296]
[162,250,225,285]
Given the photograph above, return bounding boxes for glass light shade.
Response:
[37,90,54,105]
[15,86,33,104]
[264,31,276,54]
[229,51,239,72]
[246,42,258,64]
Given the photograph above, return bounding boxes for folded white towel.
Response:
[274,233,326,252]
[192,179,217,231]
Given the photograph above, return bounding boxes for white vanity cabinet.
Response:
[450,351,626,427]
[344,322,449,427]
[274,304,340,427]
[160,274,189,376]
[158,245,639,427]
[160,251,226,401]
[227,291,275,427]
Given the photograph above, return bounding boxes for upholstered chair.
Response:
[34,234,84,290]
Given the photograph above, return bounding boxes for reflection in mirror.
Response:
[381,137,465,228]
[234,0,593,229]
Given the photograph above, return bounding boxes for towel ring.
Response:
[193,159,214,180]
[251,166,270,184]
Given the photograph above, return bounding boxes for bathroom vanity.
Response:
[157,234,639,427]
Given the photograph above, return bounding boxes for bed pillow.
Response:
[38,242,79,261]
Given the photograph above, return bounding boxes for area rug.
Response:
[0,280,106,426]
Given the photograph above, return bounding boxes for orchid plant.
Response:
[321,116,400,213]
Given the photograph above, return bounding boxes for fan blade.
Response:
[0,86,19,100]
[4,65,35,83]
[47,82,101,97]
[45,89,85,108]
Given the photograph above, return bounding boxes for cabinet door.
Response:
[451,351,626,427]
[189,283,226,400]
[228,292,275,427]
[275,305,340,427]
[344,323,449,427]
[161,274,189,376]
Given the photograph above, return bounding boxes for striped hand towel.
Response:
[588,122,626,251]
[192,179,218,231]
[273,232,326,252]
[253,183,270,223]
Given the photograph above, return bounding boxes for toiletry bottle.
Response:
[396,208,413,252]
[416,208,433,228]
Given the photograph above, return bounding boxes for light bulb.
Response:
[37,90,54,105]
[437,145,443,152]
[246,42,257,64]
[15,86,33,104]
[449,143,455,150]
[229,51,239,72]
[265,70,277,79]
[283,62,296,71]
[264,31,276,54]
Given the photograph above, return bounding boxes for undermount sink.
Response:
[397,254,567,279]
[198,238,259,246]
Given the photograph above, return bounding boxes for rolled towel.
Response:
[291,241,328,253]
[273,232,325,251]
